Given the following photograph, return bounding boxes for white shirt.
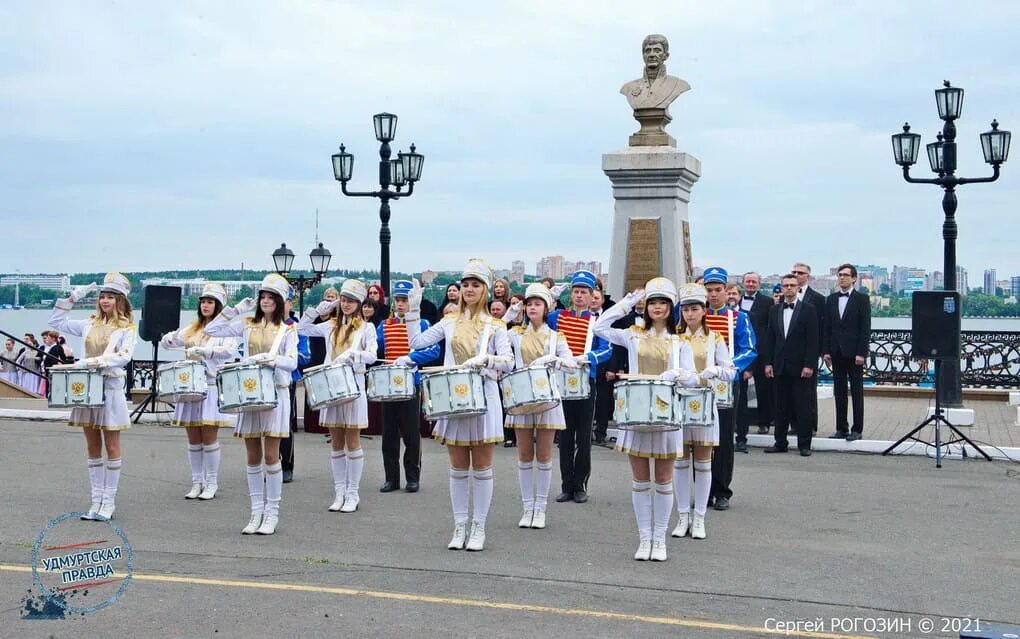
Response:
[837,288,852,319]
[782,301,795,337]
[739,295,755,312]
[796,287,806,302]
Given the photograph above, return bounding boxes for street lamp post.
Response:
[331,112,424,295]
[272,242,333,315]
[891,81,1011,407]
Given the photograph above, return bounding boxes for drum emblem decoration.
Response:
[616,397,625,410]
[454,384,469,397]
[178,372,190,384]
[654,396,669,411]
[71,382,86,396]
[243,378,258,393]
[393,376,404,387]
[503,386,513,400]
[567,376,579,389]
[715,381,727,393]
[688,399,702,412]
[535,378,547,390]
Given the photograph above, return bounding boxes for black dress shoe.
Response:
[555,491,574,503]
[380,481,399,493]
[846,432,862,442]
[829,431,848,439]
[735,441,748,453]
[282,470,294,483]
[763,446,788,453]
[404,482,419,493]
[573,490,588,503]
[756,425,770,434]
[713,497,730,511]
[799,448,812,457]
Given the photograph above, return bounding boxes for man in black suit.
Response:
[762,274,819,456]
[793,262,826,353]
[736,272,774,452]
[822,264,871,442]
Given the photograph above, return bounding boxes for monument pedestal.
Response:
[602,147,701,300]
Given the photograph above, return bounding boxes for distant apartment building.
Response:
[893,266,927,294]
[140,278,260,297]
[956,266,969,295]
[0,274,71,293]
[536,256,565,280]
[1012,276,1020,299]
[926,270,944,292]
[420,270,438,285]
[983,269,997,295]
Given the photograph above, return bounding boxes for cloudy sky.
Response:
[2,1,1019,280]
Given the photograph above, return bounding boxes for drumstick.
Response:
[420,365,463,373]
[617,373,663,381]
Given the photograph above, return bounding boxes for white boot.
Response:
[329,450,347,511]
[340,449,363,513]
[198,484,218,500]
[98,458,121,520]
[185,483,203,500]
[241,512,263,535]
[199,443,220,500]
[465,520,486,551]
[186,444,203,498]
[257,462,282,534]
[672,511,690,538]
[691,513,706,539]
[81,458,104,520]
[518,509,534,528]
[448,521,468,550]
[650,539,668,562]
[633,539,652,561]
[531,509,546,529]
[243,464,264,535]
[97,501,115,520]
[328,493,345,512]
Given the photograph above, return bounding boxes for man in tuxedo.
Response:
[822,264,871,442]
[793,262,826,352]
[763,274,819,456]
[736,272,774,452]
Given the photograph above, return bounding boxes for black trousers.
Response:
[381,395,422,484]
[831,352,864,434]
[280,382,298,472]
[593,377,614,439]
[774,374,817,451]
[736,366,774,442]
[710,381,739,500]
[560,389,596,493]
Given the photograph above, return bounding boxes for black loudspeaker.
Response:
[140,285,182,342]
[911,291,961,359]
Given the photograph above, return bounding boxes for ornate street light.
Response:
[272,241,332,315]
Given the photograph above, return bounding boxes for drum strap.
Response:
[545,329,557,356]
[582,312,594,354]
[267,323,289,361]
[476,320,493,358]
[670,337,681,371]
[727,311,735,358]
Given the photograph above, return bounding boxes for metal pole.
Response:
[298,275,306,316]
[377,140,392,296]
[939,116,963,407]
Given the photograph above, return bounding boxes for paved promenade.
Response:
[1,417,1018,638]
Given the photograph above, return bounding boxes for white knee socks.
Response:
[346,449,364,497]
[330,450,347,497]
[693,459,712,516]
[517,461,534,511]
[187,444,203,484]
[246,464,264,515]
[264,462,283,519]
[202,443,221,486]
[471,468,494,526]
[631,480,652,541]
[87,458,104,505]
[449,467,470,524]
[535,460,553,511]
[103,458,122,504]
[674,459,692,514]
[653,481,674,542]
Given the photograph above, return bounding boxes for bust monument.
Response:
[620,34,690,147]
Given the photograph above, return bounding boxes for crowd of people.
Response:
[1,331,75,395]
[23,258,871,561]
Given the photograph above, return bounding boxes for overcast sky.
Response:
[2,1,1019,279]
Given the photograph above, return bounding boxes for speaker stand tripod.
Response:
[882,359,991,468]
[130,339,170,423]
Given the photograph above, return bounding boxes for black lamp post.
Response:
[331,113,424,295]
[272,241,332,315]
[892,81,1011,407]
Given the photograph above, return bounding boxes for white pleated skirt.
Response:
[170,377,234,429]
[234,385,291,439]
[615,428,683,459]
[319,375,368,430]
[683,409,720,447]
[69,376,131,432]
[432,379,504,446]
[506,401,566,430]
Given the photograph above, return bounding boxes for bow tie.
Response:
[783,303,796,309]
[838,292,850,297]
[743,295,755,300]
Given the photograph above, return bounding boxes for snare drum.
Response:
[613,379,682,432]
[216,362,277,414]
[302,362,360,410]
[421,368,487,420]
[366,364,416,402]
[49,368,105,408]
[156,360,208,402]
[712,379,734,409]
[500,365,561,416]
[554,362,591,400]
[679,388,714,428]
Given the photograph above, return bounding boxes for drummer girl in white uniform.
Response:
[593,277,696,562]
[297,279,377,514]
[672,283,736,540]
[160,282,238,501]
[48,272,138,521]
[505,283,576,530]
[404,260,513,552]
[204,274,298,535]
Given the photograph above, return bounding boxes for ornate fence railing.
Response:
[817,330,1020,388]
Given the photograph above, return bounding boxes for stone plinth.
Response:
[602,147,701,300]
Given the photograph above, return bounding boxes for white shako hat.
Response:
[340,279,368,303]
[461,258,493,289]
[524,283,554,309]
[200,282,228,305]
[100,272,131,297]
[259,273,291,300]
[644,277,678,305]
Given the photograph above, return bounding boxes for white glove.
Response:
[573,354,590,367]
[393,355,415,366]
[530,354,557,367]
[160,332,177,348]
[700,366,719,380]
[462,354,489,369]
[550,283,568,298]
[504,300,523,323]
[76,357,101,369]
[69,282,99,303]
[335,351,354,365]
[234,297,257,314]
[408,279,423,312]
[556,356,579,369]
[247,353,275,366]
[659,369,682,382]
[315,299,340,317]
[185,346,207,359]
[622,288,646,311]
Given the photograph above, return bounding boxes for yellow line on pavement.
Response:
[1,563,871,638]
